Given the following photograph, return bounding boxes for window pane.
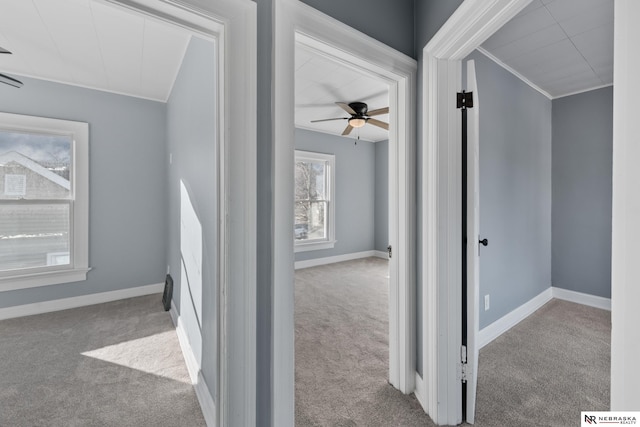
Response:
[295,161,311,201]
[308,201,327,240]
[294,201,310,241]
[0,203,70,271]
[0,130,72,200]
[294,200,328,242]
[309,161,326,200]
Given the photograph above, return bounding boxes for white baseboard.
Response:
[0,282,164,321]
[373,250,389,259]
[478,288,553,349]
[294,250,387,270]
[170,301,216,426]
[551,286,611,311]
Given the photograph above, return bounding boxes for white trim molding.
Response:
[275,0,417,424]
[477,288,553,349]
[0,282,164,321]
[170,302,216,426]
[421,0,534,424]
[475,47,552,99]
[294,250,386,270]
[551,287,611,311]
[611,1,640,410]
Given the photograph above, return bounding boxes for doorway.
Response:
[293,38,393,424]
[272,2,417,424]
[420,0,615,424]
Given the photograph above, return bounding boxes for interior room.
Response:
[292,41,412,425]
[1,0,638,425]
[461,0,613,423]
[0,0,217,424]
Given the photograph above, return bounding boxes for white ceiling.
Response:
[0,0,191,101]
[480,0,613,98]
[295,44,389,143]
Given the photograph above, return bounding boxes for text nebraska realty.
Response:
[585,414,637,425]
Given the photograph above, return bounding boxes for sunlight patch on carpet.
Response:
[81,330,191,384]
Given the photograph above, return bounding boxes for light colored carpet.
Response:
[0,294,205,427]
[472,298,610,427]
[295,257,432,426]
[295,258,611,427]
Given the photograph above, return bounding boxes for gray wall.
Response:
[552,87,613,298]
[252,0,274,423]
[0,77,166,309]
[166,37,218,395]
[299,0,414,58]
[374,140,389,252]
[294,129,376,261]
[466,50,552,329]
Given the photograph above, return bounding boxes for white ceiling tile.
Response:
[90,0,145,96]
[514,0,546,19]
[32,0,108,88]
[507,39,579,72]
[556,1,613,37]
[140,19,191,101]
[482,0,613,97]
[543,0,604,23]
[491,24,567,62]
[570,23,613,69]
[0,0,72,82]
[482,6,556,50]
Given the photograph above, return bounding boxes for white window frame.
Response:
[0,112,89,292]
[294,150,336,252]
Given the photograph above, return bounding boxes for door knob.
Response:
[479,238,488,247]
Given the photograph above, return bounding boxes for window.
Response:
[294,150,335,252]
[0,112,89,291]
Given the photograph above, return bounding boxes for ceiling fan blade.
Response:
[367,107,389,117]
[0,73,23,88]
[367,118,389,130]
[336,102,357,115]
[310,117,347,123]
[0,46,11,54]
[342,124,354,136]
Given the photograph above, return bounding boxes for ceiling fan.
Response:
[0,47,24,88]
[311,101,389,136]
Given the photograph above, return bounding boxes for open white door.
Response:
[465,59,480,424]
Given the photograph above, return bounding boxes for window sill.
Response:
[0,267,92,292]
[294,240,336,253]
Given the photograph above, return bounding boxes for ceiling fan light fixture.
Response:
[349,117,366,128]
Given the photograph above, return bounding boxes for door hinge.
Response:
[456,91,474,109]
[458,345,470,383]
[387,245,392,259]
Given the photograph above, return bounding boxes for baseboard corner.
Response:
[551,286,611,311]
[478,287,553,349]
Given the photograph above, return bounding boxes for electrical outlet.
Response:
[167,265,171,275]
[484,295,490,311]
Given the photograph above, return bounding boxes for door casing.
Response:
[273,0,417,425]
[418,0,533,425]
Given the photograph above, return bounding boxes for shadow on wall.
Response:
[180,179,203,366]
